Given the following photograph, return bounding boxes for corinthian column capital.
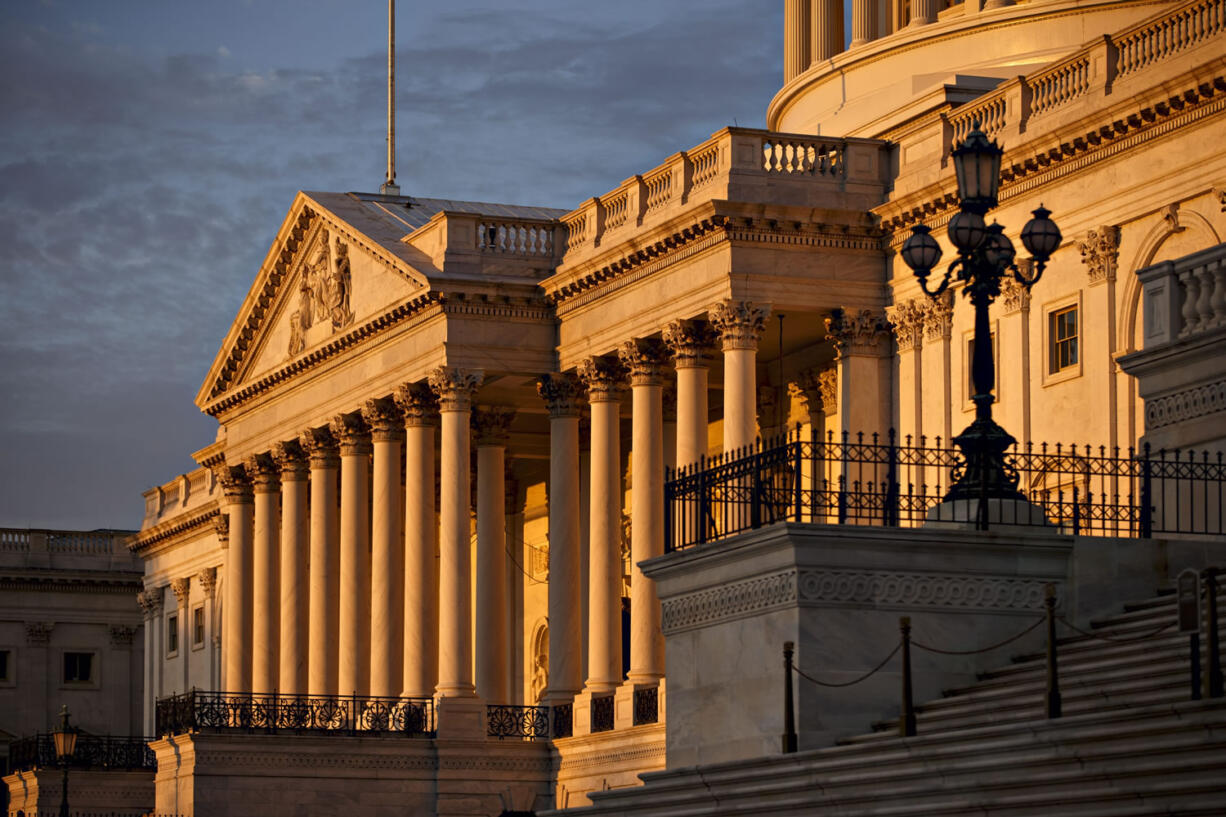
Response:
[662,319,717,368]
[361,396,404,443]
[330,412,372,455]
[885,299,926,353]
[618,338,669,387]
[472,406,515,447]
[710,300,771,351]
[395,382,441,428]
[272,439,309,481]
[428,366,484,412]
[198,566,218,599]
[170,577,191,608]
[244,452,280,493]
[299,426,340,468]
[213,464,253,504]
[825,307,889,357]
[537,373,585,418]
[578,356,627,403]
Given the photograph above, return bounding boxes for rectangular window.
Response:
[1049,306,1078,373]
[193,606,205,647]
[0,649,10,682]
[64,652,93,683]
[167,614,179,656]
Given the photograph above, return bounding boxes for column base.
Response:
[435,694,486,740]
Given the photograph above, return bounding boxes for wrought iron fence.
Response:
[155,690,433,737]
[665,429,1226,552]
[551,703,573,739]
[487,704,549,740]
[590,694,615,733]
[633,687,659,726]
[8,734,155,772]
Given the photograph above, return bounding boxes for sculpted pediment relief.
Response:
[287,227,355,357]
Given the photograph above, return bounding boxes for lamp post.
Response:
[900,123,1062,524]
[52,704,78,817]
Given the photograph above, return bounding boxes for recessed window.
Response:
[64,652,93,684]
[193,606,205,648]
[0,649,10,682]
[167,614,179,656]
[1049,306,1078,374]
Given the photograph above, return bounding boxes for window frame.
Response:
[1042,292,1084,387]
[0,647,14,686]
[191,604,206,650]
[61,650,98,688]
[167,612,179,658]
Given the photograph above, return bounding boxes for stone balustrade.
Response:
[0,527,122,554]
[1139,243,1226,347]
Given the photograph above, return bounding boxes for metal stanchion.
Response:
[900,617,916,737]
[782,641,798,753]
[1178,569,1202,700]
[1045,584,1062,718]
[1205,568,1223,699]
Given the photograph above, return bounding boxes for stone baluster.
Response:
[300,426,340,695]
[272,440,309,695]
[363,397,405,699]
[215,464,253,693]
[331,412,372,697]
[473,405,515,704]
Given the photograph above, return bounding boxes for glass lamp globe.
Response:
[901,225,942,273]
[1021,205,1062,261]
[948,210,987,253]
[983,223,1016,268]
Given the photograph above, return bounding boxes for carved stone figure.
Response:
[287,228,355,356]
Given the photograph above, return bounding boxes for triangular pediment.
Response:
[196,192,436,411]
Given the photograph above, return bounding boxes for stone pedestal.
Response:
[5,768,155,815]
[435,694,488,740]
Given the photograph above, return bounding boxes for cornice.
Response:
[439,295,554,323]
[202,292,441,417]
[130,503,220,554]
[0,573,143,593]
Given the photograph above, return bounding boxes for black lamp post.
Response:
[900,123,1062,520]
[52,704,78,817]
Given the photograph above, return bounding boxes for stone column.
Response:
[912,0,938,24]
[791,369,829,523]
[198,566,219,695]
[663,320,716,469]
[331,412,372,697]
[578,358,625,692]
[1001,277,1033,444]
[429,366,484,698]
[395,383,440,698]
[886,299,926,444]
[922,294,955,445]
[138,591,162,733]
[811,0,845,62]
[851,0,878,46]
[536,374,586,700]
[619,339,669,684]
[826,309,892,442]
[273,441,309,695]
[710,300,770,453]
[784,0,811,81]
[300,426,340,695]
[472,406,515,703]
[216,464,253,693]
[170,577,191,693]
[363,397,405,699]
[246,453,280,694]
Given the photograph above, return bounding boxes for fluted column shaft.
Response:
[248,455,280,694]
[912,0,938,24]
[578,362,624,691]
[473,407,514,703]
[274,442,308,695]
[851,0,878,46]
[364,399,405,698]
[620,340,668,684]
[430,366,484,697]
[333,414,372,697]
[711,301,770,453]
[812,0,845,61]
[664,321,715,468]
[397,384,439,698]
[218,466,253,693]
[301,428,339,695]
[784,0,812,81]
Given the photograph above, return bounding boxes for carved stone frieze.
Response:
[428,366,484,412]
[361,397,404,443]
[1144,378,1226,430]
[709,300,770,351]
[170,577,191,607]
[662,319,717,368]
[537,373,585,418]
[288,228,355,357]
[198,566,218,598]
[885,299,926,352]
[1077,225,1122,286]
[825,308,889,357]
[618,338,669,387]
[395,382,441,428]
[244,452,280,494]
[818,369,838,417]
[923,292,955,342]
[330,413,373,456]
[299,426,340,468]
[25,621,54,646]
[109,624,137,648]
[578,356,626,403]
[472,406,515,447]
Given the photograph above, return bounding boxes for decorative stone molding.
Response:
[472,406,516,447]
[825,308,889,357]
[537,373,585,418]
[271,439,308,481]
[578,356,627,403]
[618,338,669,387]
[662,319,717,368]
[137,589,164,621]
[1000,274,1032,314]
[212,513,230,545]
[25,621,54,646]
[395,382,441,427]
[243,452,280,494]
[109,624,137,648]
[662,569,1059,632]
[170,577,191,608]
[1214,185,1226,213]
[790,367,826,418]
[428,366,484,412]
[213,464,253,504]
[1161,202,1185,233]
[361,396,404,443]
[198,566,218,599]
[287,228,355,357]
[299,426,340,468]
[923,292,954,342]
[1077,225,1122,286]
[330,413,373,456]
[131,505,222,554]
[709,300,770,351]
[818,369,838,417]
[885,299,926,352]
[1144,378,1226,430]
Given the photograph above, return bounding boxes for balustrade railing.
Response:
[665,429,1226,552]
[1116,0,1225,77]
[1139,243,1226,347]
[0,528,119,554]
[476,220,554,257]
[155,690,433,737]
[1029,56,1091,119]
[590,694,615,733]
[9,734,155,771]
[487,704,549,740]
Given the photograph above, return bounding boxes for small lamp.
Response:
[52,705,77,762]
[901,224,942,274]
[1020,205,1062,261]
[983,223,1016,269]
[951,124,1003,215]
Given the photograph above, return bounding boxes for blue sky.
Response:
[0,1,784,529]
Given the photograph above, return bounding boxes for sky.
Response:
[0,0,784,531]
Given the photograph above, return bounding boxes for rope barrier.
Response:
[911,614,1045,656]
[1057,617,1175,643]
[792,641,902,688]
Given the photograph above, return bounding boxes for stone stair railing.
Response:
[1138,242,1226,347]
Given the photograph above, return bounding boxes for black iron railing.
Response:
[8,734,155,772]
[155,690,433,737]
[551,703,573,739]
[590,694,615,733]
[633,687,659,726]
[665,429,1226,552]
[487,704,549,740]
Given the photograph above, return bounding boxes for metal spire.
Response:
[380,0,400,195]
